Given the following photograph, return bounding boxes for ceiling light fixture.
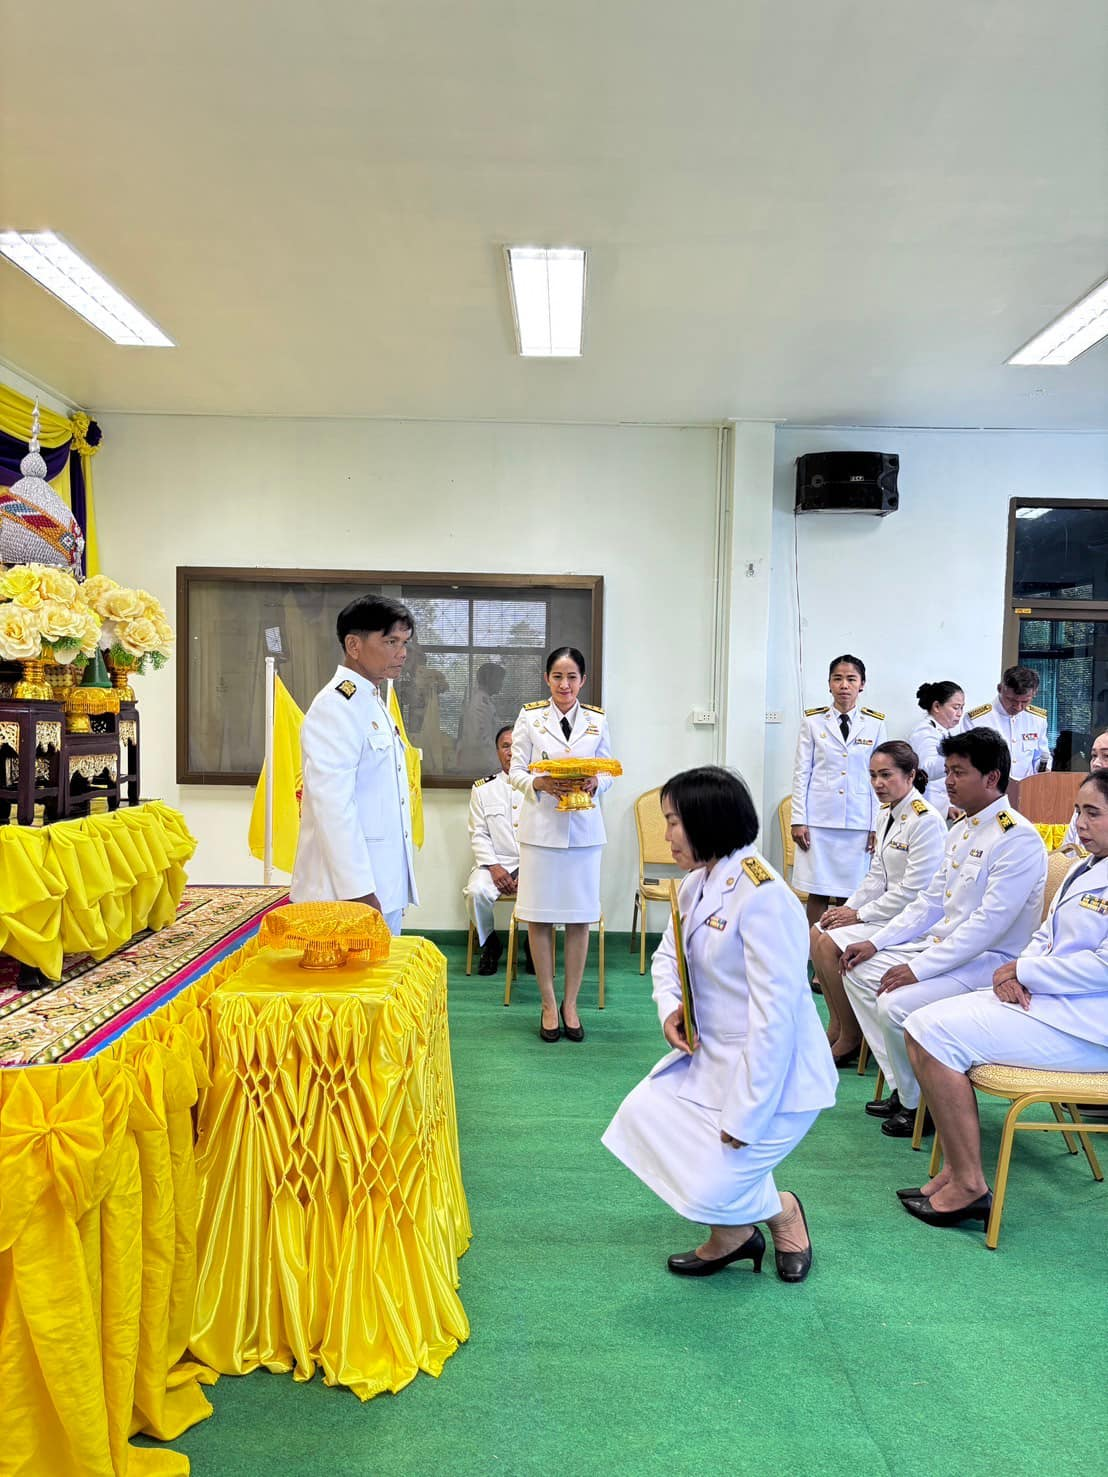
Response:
[504,246,586,357]
[1007,274,1108,367]
[0,231,174,346]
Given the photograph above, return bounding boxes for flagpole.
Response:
[263,656,276,884]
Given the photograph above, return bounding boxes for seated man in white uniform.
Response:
[840,728,1047,1138]
[464,724,524,974]
[967,664,1052,781]
[290,594,418,935]
[897,770,1108,1230]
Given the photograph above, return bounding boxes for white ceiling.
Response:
[1,0,1107,429]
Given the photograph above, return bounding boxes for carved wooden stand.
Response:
[0,693,141,825]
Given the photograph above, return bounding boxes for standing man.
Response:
[968,665,1052,780]
[840,728,1046,1137]
[291,595,418,935]
[464,725,523,974]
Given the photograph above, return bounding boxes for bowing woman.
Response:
[603,768,837,1281]
[510,646,614,1043]
[791,654,887,929]
[909,680,966,818]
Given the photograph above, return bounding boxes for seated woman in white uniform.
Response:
[811,741,947,1067]
[603,768,838,1281]
[899,770,1108,1230]
[908,680,966,819]
[510,646,614,1043]
[1059,729,1108,851]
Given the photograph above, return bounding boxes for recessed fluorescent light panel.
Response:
[0,231,174,346]
[1007,274,1108,367]
[505,246,585,357]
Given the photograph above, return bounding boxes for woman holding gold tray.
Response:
[510,646,616,1043]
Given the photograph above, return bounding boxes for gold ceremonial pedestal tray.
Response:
[259,901,393,970]
[528,757,624,811]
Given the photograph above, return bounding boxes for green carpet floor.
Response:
[168,934,1107,1476]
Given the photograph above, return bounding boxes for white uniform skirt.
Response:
[516,842,603,924]
[793,826,870,898]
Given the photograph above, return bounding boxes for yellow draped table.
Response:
[0,801,196,979]
[189,934,471,1401]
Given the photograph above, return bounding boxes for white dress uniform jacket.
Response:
[291,666,418,923]
[908,715,966,815]
[791,706,886,831]
[464,769,522,943]
[864,796,1046,980]
[509,699,613,848]
[1013,854,1108,1046]
[968,698,1052,780]
[846,794,948,926]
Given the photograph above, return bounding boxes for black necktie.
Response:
[1058,859,1093,905]
[839,713,850,743]
[883,810,897,843]
[561,716,572,740]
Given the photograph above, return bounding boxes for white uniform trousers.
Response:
[905,990,1108,1076]
[382,909,403,937]
[843,949,1005,1108]
[464,866,515,944]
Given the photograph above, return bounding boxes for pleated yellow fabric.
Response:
[189,935,471,1400]
[0,803,196,978]
[0,980,219,1477]
[1033,822,1070,851]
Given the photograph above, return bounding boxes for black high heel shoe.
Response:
[901,1190,992,1230]
[560,1003,585,1043]
[667,1226,765,1277]
[774,1193,813,1283]
[539,1014,561,1043]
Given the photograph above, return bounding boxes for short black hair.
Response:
[1001,665,1040,696]
[660,766,758,862]
[336,595,414,646]
[940,727,1011,791]
[829,653,866,682]
[545,645,586,678]
[495,725,513,745]
[916,680,963,712]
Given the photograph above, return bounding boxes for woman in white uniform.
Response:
[909,680,966,818]
[811,741,947,1066]
[791,654,886,927]
[603,768,837,1281]
[1060,729,1108,851]
[510,646,613,1043]
[899,770,1108,1229]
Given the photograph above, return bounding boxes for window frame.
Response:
[1002,498,1108,667]
[175,567,604,787]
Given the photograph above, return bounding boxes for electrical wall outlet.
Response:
[690,708,717,725]
[765,710,783,724]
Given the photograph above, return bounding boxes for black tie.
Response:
[883,810,897,843]
[839,713,850,743]
[561,716,572,740]
[1058,859,1093,905]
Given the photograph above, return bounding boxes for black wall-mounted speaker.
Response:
[795,452,899,516]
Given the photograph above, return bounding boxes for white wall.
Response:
[762,425,1108,863]
[95,414,724,927]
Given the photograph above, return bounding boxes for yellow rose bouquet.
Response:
[0,563,101,665]
[83,575,175,674]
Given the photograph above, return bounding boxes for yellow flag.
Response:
[248,675,305,874]
[388,684,425,849]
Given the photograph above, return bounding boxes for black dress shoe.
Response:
[539,1016,561,1043]
[560,1004,585,1042]
[477,931,503,976]
[668,1226,765,1277]
[896,1186,925,1201]
[864,1089,902,1119]
[881,1105,933,1138]
[774,1193,813,1283]
[901,1190,992,1229]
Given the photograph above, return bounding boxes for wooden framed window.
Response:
[176,568,603,787]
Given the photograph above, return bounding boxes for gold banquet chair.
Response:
[504,910,606,1008]
[777,797,808,904]
[630,786,680,976]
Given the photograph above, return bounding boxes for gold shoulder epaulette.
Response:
[1028,704,1047,718]
[580,702,604,714]
[861,706,885,720]
[473,774,497,787]
[968,703,992,719]
[741,856,773,887]
[335,679,356,700]
[997,810,1015,831]
[804,705,829,717]
[523,700,547,710]
[911,798,928,816]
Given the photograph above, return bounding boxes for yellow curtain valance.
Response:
[0,381,102,573]
[0,802,197,979]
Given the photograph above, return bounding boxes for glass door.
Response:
[1016,611,1108,771]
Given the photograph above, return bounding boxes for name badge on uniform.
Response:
[853,737,874,746]
[1079,894,1108,915]
[889,841,908,851]
[706,915,727,930]
[586,724,599,735]
[970,848,983,858]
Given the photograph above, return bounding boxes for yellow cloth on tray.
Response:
[0,802,196,978]
[189,934,470,1400]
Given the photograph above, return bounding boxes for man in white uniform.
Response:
[841,728,1046,1137]
[456,662,506,776]
[464,725,523,973]
[968,665,1051,781]
[291,595,418,935]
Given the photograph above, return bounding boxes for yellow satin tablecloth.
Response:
[0,802,196,979]
[189,934,471,1401]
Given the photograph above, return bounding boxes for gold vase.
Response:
[105,653,139,704]
[12,659,54,701]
